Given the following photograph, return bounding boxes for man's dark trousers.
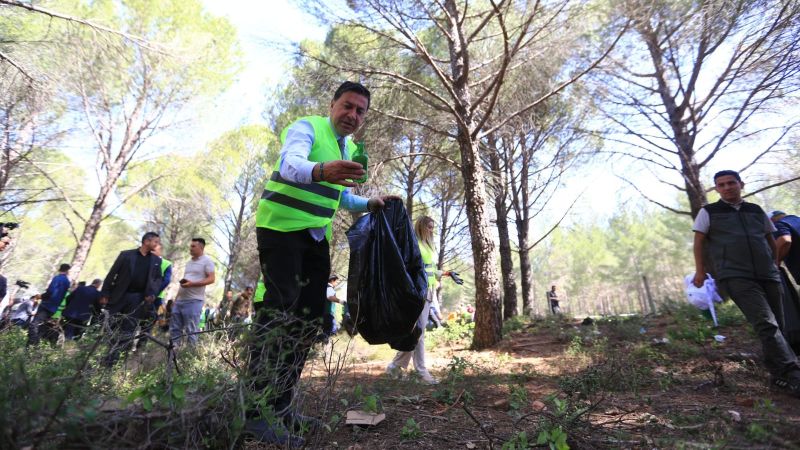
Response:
[102,292,148,367]
[249,228,329,415]
[27,308,55,346]
[720,278,800,378]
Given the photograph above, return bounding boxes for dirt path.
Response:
[247,305,800,449]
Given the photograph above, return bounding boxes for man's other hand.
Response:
[692,272,706,288]
[367,195,403,212]
[320,160,365,187]
[144,295,155,304]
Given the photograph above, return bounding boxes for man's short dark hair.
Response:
[192,237,206,247]
[142,231,160,243]
[713,170,741,183]
[91,278,102,286]
[333,81,371,108]
[328,274,339,282]
[59,263,71,272]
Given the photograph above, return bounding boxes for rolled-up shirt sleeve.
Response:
[692,208,710,234]
[279,120,318,184]
[341,189,368,212]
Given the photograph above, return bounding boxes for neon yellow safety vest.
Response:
[256,116,354,241]
[158,258,172,299]
[253,280,266,304]
[419,242,437,290]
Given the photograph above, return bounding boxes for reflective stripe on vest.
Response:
[255,116,354,235]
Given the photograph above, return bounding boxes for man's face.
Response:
[153,244,163,257]
[143,237,160,252]
[330,91,368,136]
[245,287,254,296]
[714,175,744,203]
[189,241,203,257]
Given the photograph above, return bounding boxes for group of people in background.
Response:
[0,233,220,367]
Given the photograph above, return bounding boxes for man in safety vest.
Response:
[245,81,395,446]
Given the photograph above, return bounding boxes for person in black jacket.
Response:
[100,232,163,367]
[63,279,102,340]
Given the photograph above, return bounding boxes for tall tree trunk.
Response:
[489,151,518,319]
[642,26,707,218]
[445,0,502,348]
[68,166,120,280]
[516,217,534,316]
[458,133,502,348]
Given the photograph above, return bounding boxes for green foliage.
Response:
[502,431,530,450]
[400,417,423,440]
[537,426,569,450]
[352,384,382,414]
[427,319,475,347]
[433,356,476,405]
[503,315,532,335]
[508,384,529,412]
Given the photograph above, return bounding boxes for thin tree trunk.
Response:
[516,218,533,316]
[68,167,120,280]
[490,155,518,320]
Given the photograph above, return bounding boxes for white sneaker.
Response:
[418,371,439,385]
[385,364,403,379]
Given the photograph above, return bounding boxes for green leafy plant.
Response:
[502,431,529,449]
[537,425,569,450]
[509,384,529,412]
[400,418,423,440]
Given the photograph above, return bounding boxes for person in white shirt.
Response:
[170,238,215,347]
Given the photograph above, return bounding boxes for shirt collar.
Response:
[720,198,744,207]
[328,117,345,142]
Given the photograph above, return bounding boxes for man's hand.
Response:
[317,160,365,187]
[99,296,109,305]
[692,272,706,288]
[144,295,155,304]
[367,195,403,212]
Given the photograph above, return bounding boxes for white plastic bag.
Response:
[684,273,724,326]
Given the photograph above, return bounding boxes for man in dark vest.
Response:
[99,232,163,367]
[246,81,396,445]
[692,170,800,397]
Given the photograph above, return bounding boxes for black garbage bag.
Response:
[346,199,427,351]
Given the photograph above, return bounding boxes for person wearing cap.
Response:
[246,81,398,446]
[692,170,800,397]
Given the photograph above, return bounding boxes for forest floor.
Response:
[247,302,800,449]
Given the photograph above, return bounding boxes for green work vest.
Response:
[199,309,207,329]
[419,242,437,289]
[51,291,70,320]
[158,258,172,299]
[256,116,354,240]
[253,280,266,304]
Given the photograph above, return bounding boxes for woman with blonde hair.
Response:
[386,215,452,384]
